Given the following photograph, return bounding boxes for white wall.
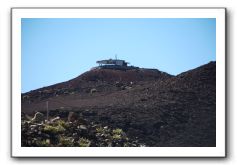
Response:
[0,0,235,164]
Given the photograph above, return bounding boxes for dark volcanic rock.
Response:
[21,61,216,147]
[67,112,79,122]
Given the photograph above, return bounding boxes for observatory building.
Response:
[94,58,138,70]
[96,59,129,67]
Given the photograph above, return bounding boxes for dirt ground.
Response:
[22,62,216,147]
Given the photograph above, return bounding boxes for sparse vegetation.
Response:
[96,126,103,133]
[112,128,123,135]
[55,119,69,129]
[21,62,216,147]
[36,139,51,147]
[21,113,143,147]
[112,134,121,140]
[59,136,74,147]
[78,138,91,147]
[43,124,65,134]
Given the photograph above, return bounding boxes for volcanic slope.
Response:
[22,68,172,112]
[22,62,216,147]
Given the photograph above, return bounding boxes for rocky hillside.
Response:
[22,68,172,102]
[21,62,216,147]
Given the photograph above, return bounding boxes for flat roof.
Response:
[96,59,128,65]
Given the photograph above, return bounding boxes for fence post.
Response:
[46,101,49,121]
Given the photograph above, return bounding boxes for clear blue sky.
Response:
[21,18,216,93]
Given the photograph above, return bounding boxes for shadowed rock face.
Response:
[21,62,216,147]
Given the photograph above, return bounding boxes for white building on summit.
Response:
[96,59,129,67]
[94,58,139,70]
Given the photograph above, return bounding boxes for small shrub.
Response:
[96,127,103,133]
[56,119,69,129]
[59,136,74,147]
[112,128,123,135]
[36,139,51,147]
[78,138,91,147]
[43,124,65,134]
[112,134,121,140]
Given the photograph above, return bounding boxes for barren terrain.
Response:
[22,62,216,147]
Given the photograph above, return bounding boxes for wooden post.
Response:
[46,101,49,121]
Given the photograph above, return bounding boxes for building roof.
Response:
[96,59,129,65]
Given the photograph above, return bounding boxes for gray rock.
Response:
[79,125,87,130]
[77,118,88,125]
[50,116,60,123]
[90,88,97,94]
[31,112,45,123]
[115,81,123,87]
[68,112,78,122]
[82,110,97,116]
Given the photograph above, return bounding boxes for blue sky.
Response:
[21,18,216,93]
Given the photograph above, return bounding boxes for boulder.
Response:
[50,116,60,123]
[68,112,78,122]
[115,81,123,87]
[31,112,45,123]
[77,118,88,125]
[79,125,87,130]
[90,88,97,94]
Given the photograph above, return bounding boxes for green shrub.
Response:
[36,139,51,147]
[112,128,123,135]
[112,134,121,140]
[59,136,74,147]
[56,119,69,129]
[78,138,91,147]
[43,124,65,134]
[96,127,103,133]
